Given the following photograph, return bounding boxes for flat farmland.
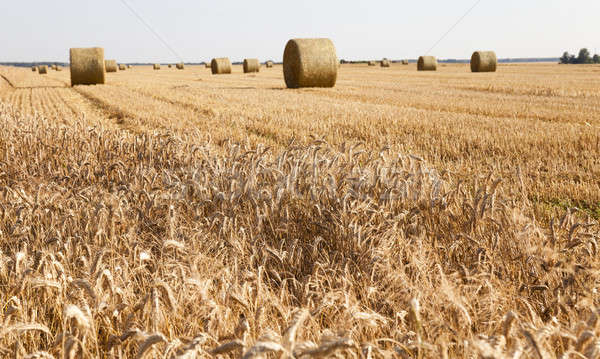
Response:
[0,63,599,358]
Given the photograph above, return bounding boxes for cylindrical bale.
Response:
[243,58,260,73]
[105,60,118,72]
[211,58,232,74]
[417,56,437,71]
[205,63,211,68]
[265,61,273,68]
[380,59,390,67]
[368,61,376,66]
[127,64,131,69]
[119,64,126,71]
[32,66,37,72]
[283,38,337,88]
[153,64,161,70]
[470,51,497,72]
[55,66,62,72]
[70,47,105,86]
[176,63,184,70]
[168,64,172,68]
[402,60,409,65]
[38,65,48,74]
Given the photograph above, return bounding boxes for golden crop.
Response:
[0,63,598,358]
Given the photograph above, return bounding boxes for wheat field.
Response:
[0,62,598,358]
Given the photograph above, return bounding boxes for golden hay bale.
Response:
[243,58,259,73]
[211,58,232,74]
[417,56,437,71]
[119,64,126,71]
[471,51,497,72]
[105,60,118,72]
[127,64,131,69]
[32,66,37,72]
[265,61,274,68]
[283,38,337,88]
[402,60,409,65]
[380,59,390,67]
[153,64,161,70]
[176,63,184,70]
[168,64,172,68]
[38,65,48,74]
[205,62,211,68]
[70,47,105,86]
[55,66,62,72]
[368,61,376,66]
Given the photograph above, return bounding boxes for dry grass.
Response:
[0,63,598,358]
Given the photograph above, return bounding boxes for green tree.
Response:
[560,51,571,64]
[577,48,592,64]
[593,54,600,64]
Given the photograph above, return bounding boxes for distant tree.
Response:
[560,51,571,64]
[594,54,600,64]
[569,55,576,64]
[577,48,592,64]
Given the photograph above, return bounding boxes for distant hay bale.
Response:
[32,66,37,72]
[55,66,62,72]
[176,63,184,70]
[265,61,273,68]
[471,51,497,72]
[211,58,232,74]
[283,38,337,88]
[70,47,105,86]
[153,64,161,70]
[127,64,131,69]
[368,61,376,66]
[243,58,259,73]
[105,60,118,72]
[38,65,48,74]
[205,63,211,68]
[168,64,172,68]
[119,64,126,71]
[380,59,390,67]
[402,60,409,65]
[417,56,437,71]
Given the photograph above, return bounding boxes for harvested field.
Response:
[0,62,599,358]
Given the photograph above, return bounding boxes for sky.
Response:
[1,0,599,63]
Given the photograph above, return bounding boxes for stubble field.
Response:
[0,62,598,358]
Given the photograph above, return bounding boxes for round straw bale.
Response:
[265,61,274,68]
[105,60,118,72]
[176,63,184,70]
[32,66,37,72]
[119,64,126,71]
[70,47,105,86]
[368,61,376,66]
[38,65,48,74]
[417,56,437,71]
[470,51,497,72]
[283,38,337,88]
[211,58,232,74]
[127,64,131,69]
[380,59,390,67]
[243,58,259,73]
[168,64,172,68]
[205,63,211,68]
[402,60,409,65]
[153,64,161,70]
[55,66,62,72]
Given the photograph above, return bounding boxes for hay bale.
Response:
[283,38,337,88]
[380,59,390,67]
[38,65,48,75]
[243,58,259,73]
[119,64,126,71]
[417,56,437,71]
[265,61,274,68]
[176,63,184,70]
[127,64,131,69]
[402,60,409,65]
[368,61,376,66]
[153,64,161,70]
[205,63,211,68]
[168,64,172,68]
[70,47,105,86]
[105,60,118,72]
[211,58,232,74]
[55,66,62,72]
[32,66,37,72]
[471,51,497,72]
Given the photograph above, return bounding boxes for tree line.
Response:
[560,48,600,64]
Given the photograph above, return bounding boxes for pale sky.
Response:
[1,0,599,62]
